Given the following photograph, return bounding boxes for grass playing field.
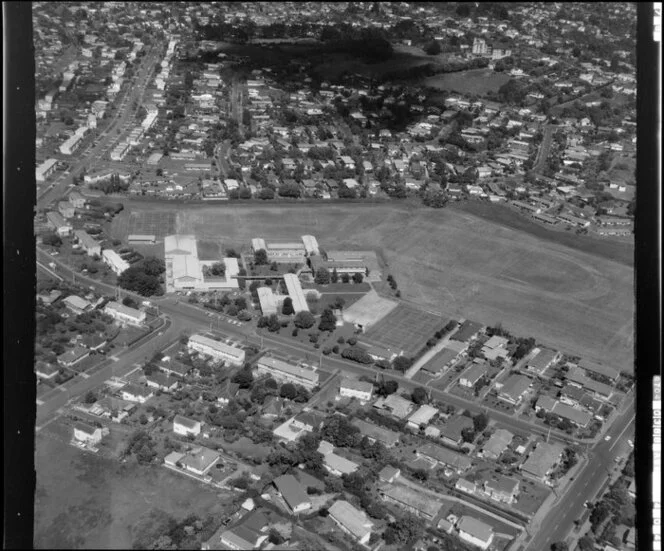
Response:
[110,201,634,370]
[422,68,511,95]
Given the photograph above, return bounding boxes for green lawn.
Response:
[422,69,511,95]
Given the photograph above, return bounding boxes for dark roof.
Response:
[451,320,484,342]
[273,474,309,510]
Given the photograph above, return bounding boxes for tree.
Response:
[259,187,275,200]
[321,415,360,448]
[352,272,364,284]
[314,267,331,285]
[341,347,373,364]
[209,262,226,277]
[318,308,337,332]
[42,232,62,247]
[392,356,412,372]
[473,413,489,433]
[84,391,97,404]
[232,366,254,389]
[330,268,339,283]
[376,379,398,397]
[294,311,315,329]
[461,427,476,443]
[384,514,424,546]
[267,314,281,333]
[424,40,442,55]
[551,543,569,551]
[280,383,298,400]
[340,272,350,284]
[254,249,268,265]
[411,387,428,405]
[282,297,294,316]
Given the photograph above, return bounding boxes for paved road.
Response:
[524,393,635,550]
[37,43,163,208]
[532,124,557,174]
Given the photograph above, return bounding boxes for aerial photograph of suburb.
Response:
[32,2,638,550]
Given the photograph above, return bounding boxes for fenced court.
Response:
[127,211,176,240]
[363,304,445,357]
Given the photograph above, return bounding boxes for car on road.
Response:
[604,435,612,441]
[627,439,634,448]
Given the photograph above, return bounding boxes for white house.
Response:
[102,249,130,275]
[339,378,373,401]
[73,421,103,445]
[457,516,494,550]
[328,500,374,545]
[173,414,201,437]
[104,301,146,326]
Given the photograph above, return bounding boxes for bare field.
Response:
[112,202,634,370]
[35,422,227,549]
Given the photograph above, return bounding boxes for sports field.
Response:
[422,68,511,95]
[363,304,445,357]
[111,201,634,370]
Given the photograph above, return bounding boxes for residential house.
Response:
[339,378,373,401]
[120,383,154,404]
[173,414,201,436]
[521,442,564,482]
[496,374,532,405]
[417,442,472,473]
[63,295,93,315]
[57,345,90,367]
[73,421,103,445]
[179,446,220,476]
[438,415,474,447]
[459,363,488,389]
[291,411,323,433]
[483,476,520,504]
[324,453,359,477]
[351,418,401,448]
[457,516,494,551]
[373,393,414,419]
[378,465,401,483]
[273,474,312,514]
[481,429,513,460]
[104,301,146,326]
[481,335,510,361]
[328,500,374,545]
[407,404,438,431]
[526,348,561,375]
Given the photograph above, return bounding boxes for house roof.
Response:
[376,394,414,419]
[64,295,92,311]
[324,453,359,475]
[221,525,263,549]
[578,358,620,380]
[173,414,200,430]
[451,320,484,342]
[74,421,98,435]
[527,348,559,371]
[499,374,531,401]
[457,516,493,543]
[522,442,564,478]
[180,446,219,473]
[407,405,438,427]
[460,363,488,385]
[340,377,373,395]
[439,415,474,442]
[121,383,152,397]
[351,418,401,447]
[483,429,514,458]
[419,442,472,470]
[484,475,519,495]
[422,347,461,374]
[273,474,310,510]
[328,500,373,541]
[378,465,400,481]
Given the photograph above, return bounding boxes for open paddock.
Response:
[364,304,445,357]
[35,419,228,549]
[109,202,634,370]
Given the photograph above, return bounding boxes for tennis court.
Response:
[363,304,445,357]
[128,211,176,239]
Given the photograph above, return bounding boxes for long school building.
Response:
[188,334,245,366]
[255,356,319,389]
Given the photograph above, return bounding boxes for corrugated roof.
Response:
[273,474,309,510]
[329,500,373,541]
[458,516,493,542]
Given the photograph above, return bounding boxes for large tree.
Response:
[282,297,294,316]
[314,267,331,285]
[294,311,315,329]
[318,308,337,332]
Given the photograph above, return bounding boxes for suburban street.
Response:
[532,123,557,174]
[524,394,635,550]
[37,42,163,208]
